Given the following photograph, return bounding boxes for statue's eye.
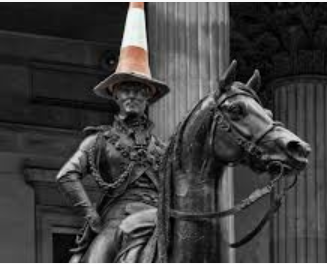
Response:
[228,103,247,120]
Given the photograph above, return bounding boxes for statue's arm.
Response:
[56,134,101,233]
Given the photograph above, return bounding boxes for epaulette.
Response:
[83,125,112,136]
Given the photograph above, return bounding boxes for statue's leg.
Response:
[81,220,123,263]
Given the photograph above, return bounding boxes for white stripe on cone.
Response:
[121,8,148,51]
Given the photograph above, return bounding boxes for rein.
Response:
[170,167,283,220]
[168,92,297,248]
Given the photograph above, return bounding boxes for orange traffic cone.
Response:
[94,2,169,104]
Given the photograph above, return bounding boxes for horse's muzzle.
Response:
[278,138,311,171]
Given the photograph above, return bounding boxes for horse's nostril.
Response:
[303,144,311,157]
[286,141,310,158]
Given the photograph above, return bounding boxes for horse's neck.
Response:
[178,96,225,176]
[168,96,228,263]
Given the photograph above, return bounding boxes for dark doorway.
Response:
[52,233,76,263]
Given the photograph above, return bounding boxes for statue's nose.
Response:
[286,141,311,158]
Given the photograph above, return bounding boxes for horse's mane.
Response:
[157,95,212,262]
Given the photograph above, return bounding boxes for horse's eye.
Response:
[228,103,247,120]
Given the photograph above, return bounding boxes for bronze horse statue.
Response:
[115,61,311,262]
[156,60,310,262]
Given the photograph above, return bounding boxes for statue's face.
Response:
[114,82,150,117]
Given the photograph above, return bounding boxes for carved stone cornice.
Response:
[24,167,98,190]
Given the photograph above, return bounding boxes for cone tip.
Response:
[129,2,144,9]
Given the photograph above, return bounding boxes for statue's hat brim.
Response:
[93,71,170,104]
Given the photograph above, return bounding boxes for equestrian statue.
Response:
[56,2,311,262]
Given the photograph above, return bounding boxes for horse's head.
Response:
[211,60,311,176]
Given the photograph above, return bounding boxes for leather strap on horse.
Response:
[170,171,282,221]
[229,195,282,248]
[230,174,298,248]
[170,170,298,248]
[170,182,274,221]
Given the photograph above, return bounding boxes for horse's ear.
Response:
[218,60,237,93]
[246,69,261,92]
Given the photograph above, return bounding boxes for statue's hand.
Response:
[85,207,102,234]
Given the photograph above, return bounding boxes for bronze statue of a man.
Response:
[56,2,169,262]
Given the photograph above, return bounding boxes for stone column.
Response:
[270,76,327,263]
[147,3,233,262]
[148,2,229,141]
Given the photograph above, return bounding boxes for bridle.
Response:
[169,89,298,248]
[210,89,281,170]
